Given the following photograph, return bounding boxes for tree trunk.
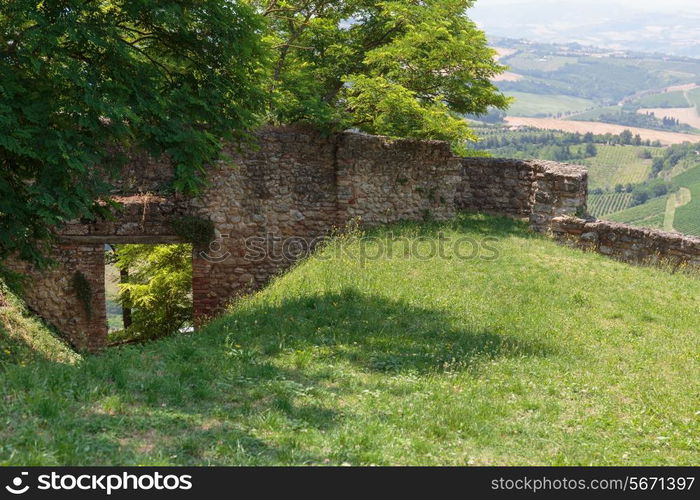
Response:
[120,268,132,329]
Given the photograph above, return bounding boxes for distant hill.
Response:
[484,38,700,142]
[471,0,700,57]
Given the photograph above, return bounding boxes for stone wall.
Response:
[4,126,590,350]
[8,243,107,351]
[549,216,700,269]
[336,133,462,223]
[456,157,588,229]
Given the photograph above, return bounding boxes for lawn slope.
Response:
[0,215,698,465]
[1,283,79,367]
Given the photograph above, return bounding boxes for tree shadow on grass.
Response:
[221,287,552,375]
[0,285,553,465]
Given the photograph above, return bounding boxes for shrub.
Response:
[113,244,192,342]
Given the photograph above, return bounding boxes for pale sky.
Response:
[471,0,700,15]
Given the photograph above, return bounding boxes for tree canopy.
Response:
[253,0,509,148]
[1,0,507,266]
[0,0,265,264]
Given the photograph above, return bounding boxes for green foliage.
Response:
[253,0,509,149]
[171,216,215,248]
[0,1,266,265]
[113,244,192,341]
[71,272,93,320]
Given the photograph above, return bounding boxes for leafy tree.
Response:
[632,190,649,206]
[113,244,192,341]
[653,184,668,198]
[651,157,665,177]
[0,1,265,265]
[251,0,509,151]
[584,142,597,157]
[620,129,633,145]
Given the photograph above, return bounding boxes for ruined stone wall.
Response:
[456,158,536,218]
[456,158,588,227]
[549,216,700,269]
[187,126,341,316]
[7,243,106,351]
[336,133,461,223]
[4,126,590,350]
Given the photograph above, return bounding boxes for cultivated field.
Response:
[588,193,633,218]
[580,144,658,190]
[504,117,700,145]
[505,92,595,117]
[669,166,700,237]
[492,71,523,82]
[663,188,692,232]
[633,90,691,108]
[637,107,700,130]
[606,196,667,230]
[607,165,700,237]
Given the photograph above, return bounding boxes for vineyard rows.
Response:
[589,193,634,217]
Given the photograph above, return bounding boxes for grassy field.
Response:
[1,215,699,466]
[606,196,668,230]
[505,92,595,117]
[633,91,691,108]
[670,165,700,237]
[687,87,700,108]
[581,145,659,190]
[570,106,623,121]
[663,188,692,232]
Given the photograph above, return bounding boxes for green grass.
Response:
[1,215,699,465]
[505,92,595,117]
[570,105,623,121]
[670,164,700,236]
[673,184,700,236]
[633,91,691,108]
[604,196,668,229]
[1,284,80,367]
[666,164,700,236]
[581,145,661,190]
[686,87,700,109]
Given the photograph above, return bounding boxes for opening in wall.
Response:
[104,243,193,346]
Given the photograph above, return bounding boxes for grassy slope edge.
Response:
[0,283,80,366]
[0,215,697,465]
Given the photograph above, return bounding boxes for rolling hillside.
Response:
[605,162,700,235]
[492,40,700,140]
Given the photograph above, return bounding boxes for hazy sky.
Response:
[471,0,700,15]
[468,0,700,55]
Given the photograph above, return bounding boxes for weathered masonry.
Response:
[3,125,612,351]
